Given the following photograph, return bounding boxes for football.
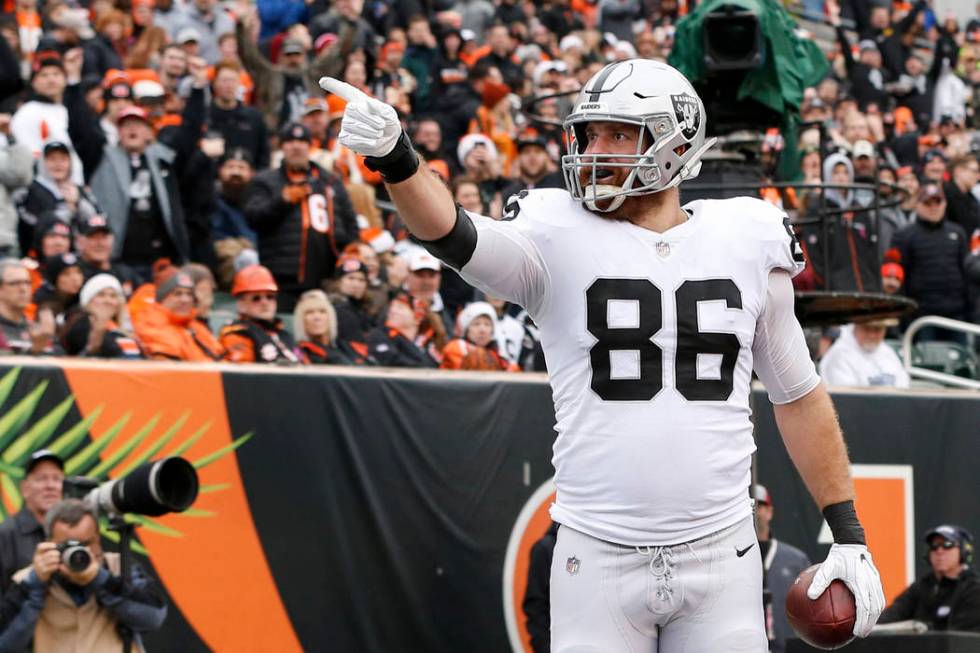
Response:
[785,564,857,650]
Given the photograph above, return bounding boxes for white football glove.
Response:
[318,77,401,158]
[807,543,885,637]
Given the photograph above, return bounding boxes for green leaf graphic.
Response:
[116,412,189,477]
[0,382,49,452]
[0,474,21,512]
[125,514,184,538]
[65,413,132,475]
[89,413,161,479]
[192,432,253,470]
[4,396,74,465]
[198,483,230,494]
[165,420,211,458]
[48,407,103,459]
[0,369,22,410]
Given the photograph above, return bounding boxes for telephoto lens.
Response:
[57,539,92,573]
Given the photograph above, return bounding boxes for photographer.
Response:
[0,451,63,597]
[0,499,166,652]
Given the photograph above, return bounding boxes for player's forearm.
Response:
[774,382,855,510]
[386,167,458,241]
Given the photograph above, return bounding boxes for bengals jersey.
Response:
[453,190,817,546]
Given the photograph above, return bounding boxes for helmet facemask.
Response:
[561,112,714,213]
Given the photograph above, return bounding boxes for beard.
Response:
[221,176,249,202]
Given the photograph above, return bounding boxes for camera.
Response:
[63,457,200,517]
[56,539,92,573]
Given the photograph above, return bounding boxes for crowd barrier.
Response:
[0,359,975,652]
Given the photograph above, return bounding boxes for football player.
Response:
[320,59,885,651]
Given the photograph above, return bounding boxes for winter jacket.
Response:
[331,294,375,344]
[208,101,270,169]
[219,315,306,364]
[236,19,354,130]
[891,218,970,321]
[133,302,224,362]
[366,327,439,368]
[67,84,206,265]
[243,162,357,295]
[944,181,980,240]
[300,339,372,365]
[761,538,812,653]
[0,554,166,653]
[440,338,515,371]
[819,325,910,388]
[523,522,559,653]
[15,145,100,255]
[879,567,980,632]
[0,137,32,252]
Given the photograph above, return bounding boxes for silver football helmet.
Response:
[561,59,717,212]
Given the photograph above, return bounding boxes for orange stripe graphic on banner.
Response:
[63,362,301,652]
[855,477,910,603]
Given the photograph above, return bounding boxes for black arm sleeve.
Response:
[418,204,478,271]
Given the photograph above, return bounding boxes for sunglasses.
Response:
[248,293,277,303]
[930,540,957,551]
[921,198,944,206]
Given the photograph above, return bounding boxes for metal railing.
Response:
[901,316,980,390]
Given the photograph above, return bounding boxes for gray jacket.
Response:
[88,143,190,262]
[765,538,812,653]
[0,137,33,252]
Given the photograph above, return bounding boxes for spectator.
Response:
[476,24,521,88]
[330,255,375,345]
[599,0,641,44]
[892,183,971,329]
[405,250,460,334]
[501,135,563,199]
[0,259,57,354]
[0,499,167,651]
[452,0,496,41]
[133,270,224,361]
[32,252,84,323]
[243,122,357,311]
[829,1,891,111]
[401,17,440,112]
[15,140,99,255]
[819,319,910,388]
[209,61,270,169]
[851,140,878,207]
[297,98,334,170]
[944,155,980,238]
[10,52,82,183]
[28,219,72,275]
[237,8,353,130]
[182,263,217,330]
[60,273,142,358]
[523,522,559,653]
[219,264,306,364]
[412,117,450,168]
[440,300,515,370]
[921,149,947,184]
[879,525,980,632]
[0,450,63,597]
[895,165,920,225]
[753,484,812,653]
[309,0,377,56]
[157,44,188,95]
[168,0,235,64]
[485,294,536,368]
[294,288,370,364]
[456,132,507,217]
[75,215,138,294]
[366,292,441,368]
[0,115,32,257]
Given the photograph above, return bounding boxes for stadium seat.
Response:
[910,341,980,380]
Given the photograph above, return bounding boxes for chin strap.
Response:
[582,137,718,212]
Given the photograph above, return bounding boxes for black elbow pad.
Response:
[419,204,478,270]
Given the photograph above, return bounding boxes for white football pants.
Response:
[550,516,767,652]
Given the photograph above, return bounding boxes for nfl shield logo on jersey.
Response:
[655,241,671,258]
[670,94,700,141]
[566,556,580,576]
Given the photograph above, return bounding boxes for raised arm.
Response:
[318,77,456,241]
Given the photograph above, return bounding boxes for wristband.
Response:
[822,500,866,545]
[364,131,420,184]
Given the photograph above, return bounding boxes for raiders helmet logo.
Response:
[671,94,700,141]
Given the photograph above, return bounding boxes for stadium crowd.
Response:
[0,0,977,377]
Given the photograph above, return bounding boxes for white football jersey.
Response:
[456,189,812,546]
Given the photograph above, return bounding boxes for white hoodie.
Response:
[819,325,910,388]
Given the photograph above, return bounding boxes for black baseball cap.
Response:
[42,140,71,156]
[218,146,254,168]
[516,134,548,151]
[925,525,966,546]
[79,214,112,236]
[25,449,64,475]
[43,252,81,284]
[279,122,311,143]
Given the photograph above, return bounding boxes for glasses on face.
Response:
[930,540,957,551]
[1,279,31,288]
[248,293,277,303]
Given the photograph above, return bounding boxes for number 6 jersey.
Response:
[454,189,819,546]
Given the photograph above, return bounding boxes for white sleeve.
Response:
[752,269,821,404]
[457,210,549,315]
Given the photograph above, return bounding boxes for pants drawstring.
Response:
[636,545,676,603]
